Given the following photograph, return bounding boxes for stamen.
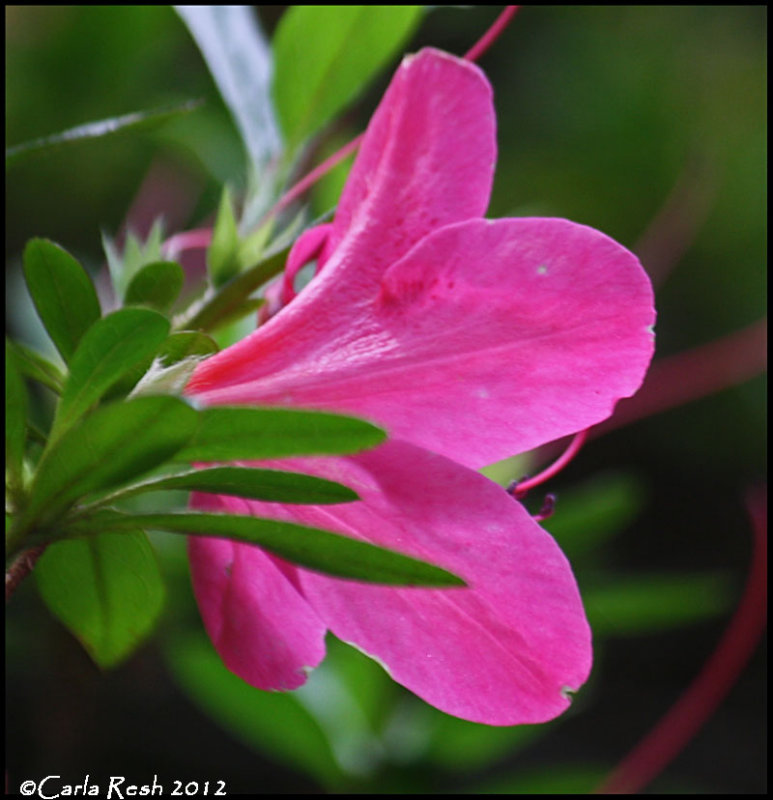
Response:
[464,6,520,63]
[532,493,557,522]
[508,429,589,499]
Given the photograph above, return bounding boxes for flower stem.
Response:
[5,545,47,604]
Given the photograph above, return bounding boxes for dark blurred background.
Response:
[6,6,766,794]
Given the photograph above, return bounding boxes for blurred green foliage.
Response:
[6,5,765,795]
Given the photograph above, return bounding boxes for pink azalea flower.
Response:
[184,48,655,725]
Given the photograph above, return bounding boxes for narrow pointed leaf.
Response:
[208,187,241,287]
[64,510,466,587]
[124,261,184,311]
[24,396,198,528]
[6,341,28,490]
[173,407,386,462]
[96,467,359,506]
[6,339,65,394]
[175,5,281,168]
[184,241,289,332]
[23,239,101,363]
[6,101,202,167]
[273,6,423,147]
[211,298,266,331]
[35,530,165,668]
[52,308,170,440]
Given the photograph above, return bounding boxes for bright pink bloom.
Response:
[185,48,655,724]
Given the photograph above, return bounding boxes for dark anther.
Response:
[506,475,531,500]
[533,493,557,522]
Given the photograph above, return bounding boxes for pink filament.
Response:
[464,6,520,62]
[511,429,589,499]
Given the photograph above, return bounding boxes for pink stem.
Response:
[596,484,767,794]
[5,546,47,604]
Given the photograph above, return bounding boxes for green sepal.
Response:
[208,186,242,288]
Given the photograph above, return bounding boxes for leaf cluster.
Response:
[6,234,462,668]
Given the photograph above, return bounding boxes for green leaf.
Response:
[158,332,219,365]
[23,238,101,363]
[6,339,65,394]
[209,298,265,331]
[166,633,347,789]
[584,572,733,637]
[124,261,184,312]
[6,341,28,493]
[91,466,359,506]
[23,396,198,532]
[175,5,281,168]
[207,187,241,287]
[6,101,202,167]
[174,407,386,461]
[273,6,423,147]
[64,511,466,587]
[183,242,287,332]
[35,530,165,668]
[51,308,170,441]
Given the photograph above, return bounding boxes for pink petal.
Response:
[188,48,496,394]
[323,47,495,272]
[190,218,655,469]
[188,492,327,690]
[201,441,592,725]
